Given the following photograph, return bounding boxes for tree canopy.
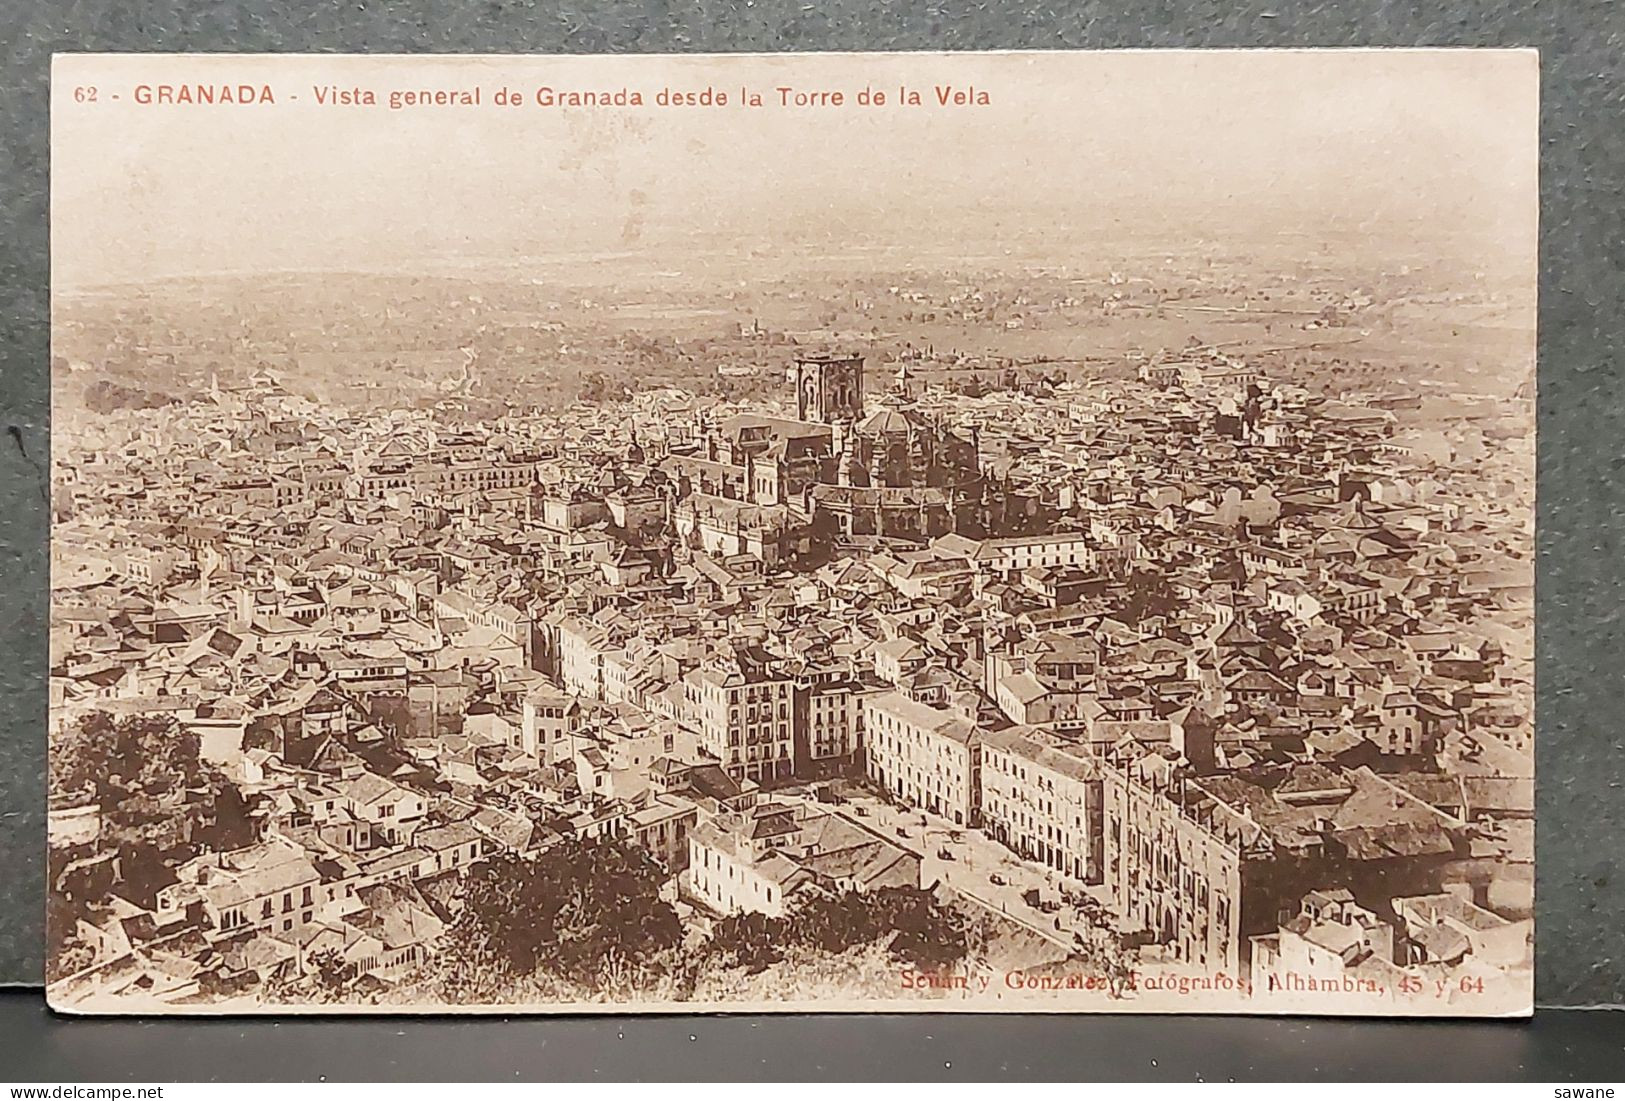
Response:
[705,885,971,975]
[420,835,975,1004]
[433,836,683,1000]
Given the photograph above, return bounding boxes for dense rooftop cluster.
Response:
[47,344,1532,1009]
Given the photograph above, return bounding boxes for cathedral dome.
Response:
[856,395,929,437]
[856,407,916,436]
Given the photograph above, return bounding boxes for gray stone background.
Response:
[0,0,1618,1009]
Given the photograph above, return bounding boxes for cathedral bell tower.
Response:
[795,353,865,424]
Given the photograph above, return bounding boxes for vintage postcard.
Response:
[47,50,1536,1016]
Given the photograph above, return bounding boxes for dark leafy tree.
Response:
[54,711,261,901]
[871,887,970,968]
[701,886,970,972]
[435,836,683,998]
[54,712,202,802]
[1120,569,1179,626]
[706,910,786,974]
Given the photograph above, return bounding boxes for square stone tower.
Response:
[794,352,864,424]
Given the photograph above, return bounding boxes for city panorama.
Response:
[47,51,1536,1016]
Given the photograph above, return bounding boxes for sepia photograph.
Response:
[45,49,1536,1016]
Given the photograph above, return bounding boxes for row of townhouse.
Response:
[861,690,1115,887]
[861,690,979,826]
[979,726,1101,884]
[1097,739,1479,977]
[155,810,489,944]
[934,530,1101,576]
[685,653,797,784]
[555,611,875,786]
[349,455,540,500]
[143,746,489,945]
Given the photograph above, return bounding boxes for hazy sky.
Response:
[52,50,1538,285]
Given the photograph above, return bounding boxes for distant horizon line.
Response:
[53,232,1524,295]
